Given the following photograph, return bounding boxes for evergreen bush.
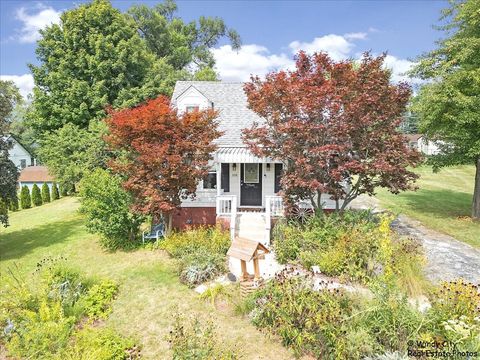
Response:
[20,186,31,209]
[32,184,43,206]
[60,183,69,197]
[8,195,19,212]
[41,183,51,203]
[52,182,60,200]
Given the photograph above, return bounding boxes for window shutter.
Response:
[274,163,283,193]
[221,163,230,192]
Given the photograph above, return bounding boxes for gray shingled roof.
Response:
[171,81,264,147]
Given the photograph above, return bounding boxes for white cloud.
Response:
[213,32,419,84]
[213,44,293,81]
[383,55,419,84]
[288,32,367,61]
[0,74,34,99]
[344,32,368,40]
[15,3,61,43]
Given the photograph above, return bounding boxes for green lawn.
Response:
[0,197,293,359]
[376,165,480,248]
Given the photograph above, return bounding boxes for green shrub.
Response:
[60,183,69,197]
[32,183,43,206]
[167,312,240,359]
[5,300,76,359]
[161,226,230,258]
[41,182,51,203]
[79,169,144,251]
[247,272,356,358]
[178,249,227,287]
[8,195,19,212]
[51,182,60,200]
[60,326,139,360]
[0,260,124,359]
[20,185,31,209]
[82,279,118,319]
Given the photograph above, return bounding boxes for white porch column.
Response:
[216,161,222,196]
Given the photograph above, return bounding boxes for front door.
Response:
[240,163,262,206]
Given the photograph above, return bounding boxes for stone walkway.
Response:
[351,195,480,284]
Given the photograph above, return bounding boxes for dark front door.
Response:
[241,163,262,206]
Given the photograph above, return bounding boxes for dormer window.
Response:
[186,105,200,113]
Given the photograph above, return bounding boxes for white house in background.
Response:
[171,81,346,278]
[3,135,37,169]
[417,135,441,155]
[18,166,54,192]
[403,134,441,155]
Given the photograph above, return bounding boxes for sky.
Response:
[0,0,447,99]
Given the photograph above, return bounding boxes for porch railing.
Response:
[265,195,284,245]
[216,195,237,240]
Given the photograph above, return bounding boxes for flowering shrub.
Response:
[273,211,426,294]
[160,226,230,287]
[167,312,240,359]
[0,259,135,359]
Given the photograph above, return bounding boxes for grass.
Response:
[0,197,294,359]
[375,165,480,248]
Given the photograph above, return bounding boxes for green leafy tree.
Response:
[31,184,42,207]
[79,168,144,251]
[60,184,69,197]
[20,186,31,209]
[29,0,161,133]
[38,122,107,192]
[0,80,21,226]
[128,0,240,73]
[411,0,480,219]
[41,183,51,203]
[51,182,60,200]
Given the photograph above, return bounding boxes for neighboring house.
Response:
[417,135,441,155]
[3,135,37,170]
[18,166,54,192]
[403,133,441,155]
[171,81,344,239]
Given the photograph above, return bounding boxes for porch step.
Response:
[236,212,267,245]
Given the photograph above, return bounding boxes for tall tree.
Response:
[105,96,221,233]
[28,0,170,134]
[0,80,21,226]
[37,122,107,192]
[410,0,480,219]
[243,52,421,212]
[128,0,240,75]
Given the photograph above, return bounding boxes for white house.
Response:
[171,81,348,280]
[18,166,55,193]
[417,135,441,155]
[404,133,442,155]
[172,82,342,229]
[3,135,37,169]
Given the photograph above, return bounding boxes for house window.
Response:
[274,163,283,193]
[20,159,26,169]
[244,163,259,183]
[186,105,200,113]
[221,163,230,192]
[203,171,217,189]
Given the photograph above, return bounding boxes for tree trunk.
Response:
[473,157,480,220]
[166,213,173,235]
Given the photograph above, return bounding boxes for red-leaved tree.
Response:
[106,96,221,232]
[243,52,422,212]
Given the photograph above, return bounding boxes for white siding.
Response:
[18,181,53,193]
[175,86,211,113]
[8,139,35,169]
